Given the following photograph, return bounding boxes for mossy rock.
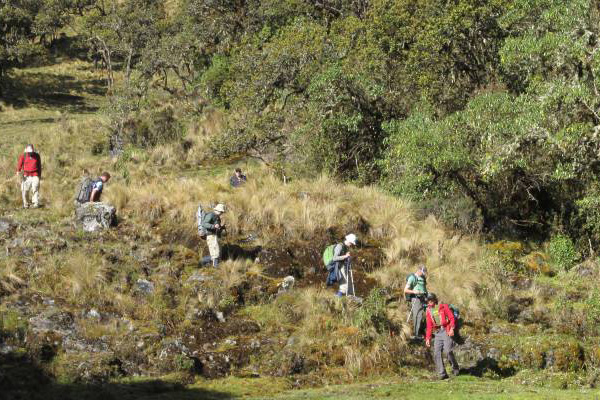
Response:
[488,241,524,253]
[51,351,124,384]
[522,252,553,276]
[489,334,584,372]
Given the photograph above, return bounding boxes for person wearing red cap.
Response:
[16,144,42,208]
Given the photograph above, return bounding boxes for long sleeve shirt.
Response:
[332,243,348,262]
[17,152,42,177]
[202,212,222,234]
[425,304,456,341]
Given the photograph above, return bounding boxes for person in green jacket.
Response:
[200,203,226,267]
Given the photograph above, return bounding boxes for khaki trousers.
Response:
[21,176,40,207]
[206,234,220,260]
[338,262,348,294]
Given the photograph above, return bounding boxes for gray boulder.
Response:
[453,339,484,371]
[278,276,295,294]
[135,279,155,295]
[75,202,116,232]
[0,218,16,234]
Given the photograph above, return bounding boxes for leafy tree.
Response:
[82,0,163,88]
[0,0,46,93]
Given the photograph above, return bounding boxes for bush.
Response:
[354,288,389,334]
[122,106,183,148]
[548,234,579,271]
[415,196,483,235]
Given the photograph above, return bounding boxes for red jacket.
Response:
[17,153,42,177]
[425,303,455,341]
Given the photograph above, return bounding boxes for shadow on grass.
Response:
[0,352,238,400]
[1,69,106,113]
[465,356,516,378]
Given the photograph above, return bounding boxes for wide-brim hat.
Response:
[214,204,226,213]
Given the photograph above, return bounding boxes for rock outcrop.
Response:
[75,202,116,232]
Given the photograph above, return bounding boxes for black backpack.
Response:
[76,177,98,204]
[404,273,427,301]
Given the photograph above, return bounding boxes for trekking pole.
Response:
[345,257,355,297]
[349,259,355,297]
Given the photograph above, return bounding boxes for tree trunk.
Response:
[451,171,491,229]
[125,46,133,83]
[93,36,113,90]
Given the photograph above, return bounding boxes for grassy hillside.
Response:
[2,60,600,399]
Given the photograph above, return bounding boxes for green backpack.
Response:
[322,244,336,268]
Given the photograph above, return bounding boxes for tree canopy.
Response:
[5,0,600,246]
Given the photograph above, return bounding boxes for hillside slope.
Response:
[2,61,600,399]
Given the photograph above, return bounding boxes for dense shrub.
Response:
[547,235,579,271]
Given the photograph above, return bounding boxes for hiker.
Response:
[89,172,111,202]
[324,233,358,297]
[74,171,109,205]
[200,203,226,267]
[425,293,460,380]
[230,168,247,188]
[16,144,42,209]
[404,265,428,338]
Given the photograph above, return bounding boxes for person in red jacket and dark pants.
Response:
[425,292,460,379]
[16,144,42,209]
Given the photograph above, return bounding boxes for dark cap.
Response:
[426,293,438,302]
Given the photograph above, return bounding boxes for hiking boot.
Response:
[23,204,29,209]
[335,291,344,297]
[439,375,449,380]
[452,369,460,376]
[409,335,424,343]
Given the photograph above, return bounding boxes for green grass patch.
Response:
[260,376,600,400]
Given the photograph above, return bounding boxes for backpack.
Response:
[75,177,97,204]
[23,152,39,173]
[197,205,208,239]
[322,244,336,268]
[404,273,427,301]
[449,304,460,321]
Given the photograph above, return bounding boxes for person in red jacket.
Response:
[16,144,42,208]
[425,292,460,379]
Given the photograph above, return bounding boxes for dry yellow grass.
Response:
[99,160,488,318]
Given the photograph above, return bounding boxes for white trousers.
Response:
[21,176,40,207]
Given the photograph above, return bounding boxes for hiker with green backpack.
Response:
[323,233,358,297]
[404,265,428,339]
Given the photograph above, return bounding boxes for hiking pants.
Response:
[411,296,425,336]
[21,176,40,207]
[206,234,220,260]
[338,261,348,295]
[433,329,459,378]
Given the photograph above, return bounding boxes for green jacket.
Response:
[202,212,221,235]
